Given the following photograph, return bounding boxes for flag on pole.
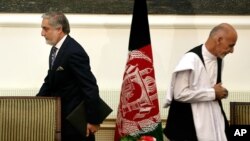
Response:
[114,0,163,141]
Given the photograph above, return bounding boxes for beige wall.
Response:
[0,14,250,92]
[1,14,249,141]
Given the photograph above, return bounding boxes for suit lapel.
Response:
[51,36,70,70]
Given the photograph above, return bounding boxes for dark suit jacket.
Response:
[37,35,101,138]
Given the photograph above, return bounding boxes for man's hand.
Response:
[86,123,100,137]
[214,83,228,100]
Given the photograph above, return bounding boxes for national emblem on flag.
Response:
[114,0,163,141]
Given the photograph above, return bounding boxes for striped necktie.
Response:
[50,46,58,68]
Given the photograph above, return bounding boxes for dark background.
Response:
[1,0,250,15]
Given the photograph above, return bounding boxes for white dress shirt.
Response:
[169,45,227,141]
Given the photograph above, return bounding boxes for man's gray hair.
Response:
[42,11,70,34]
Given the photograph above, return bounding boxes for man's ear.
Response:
[57,26,63,33]
[216,36,223,45]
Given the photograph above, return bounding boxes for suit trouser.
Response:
[62,120,96,141]
[63,133,95,141]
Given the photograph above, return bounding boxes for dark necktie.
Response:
[50,46,58,68]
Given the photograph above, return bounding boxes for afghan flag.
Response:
[114,0,163,141]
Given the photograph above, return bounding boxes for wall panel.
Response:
[1,14,249,91]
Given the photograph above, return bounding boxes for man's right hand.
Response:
[86,123,100,137]
[214,83,228,100]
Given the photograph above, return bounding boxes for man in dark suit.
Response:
[37,11,101,141]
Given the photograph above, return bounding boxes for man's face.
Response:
[41,19,60,46]
[216,33,237,59]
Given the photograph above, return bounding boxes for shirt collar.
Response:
[54,35,67,50]
[202,44,217,60]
